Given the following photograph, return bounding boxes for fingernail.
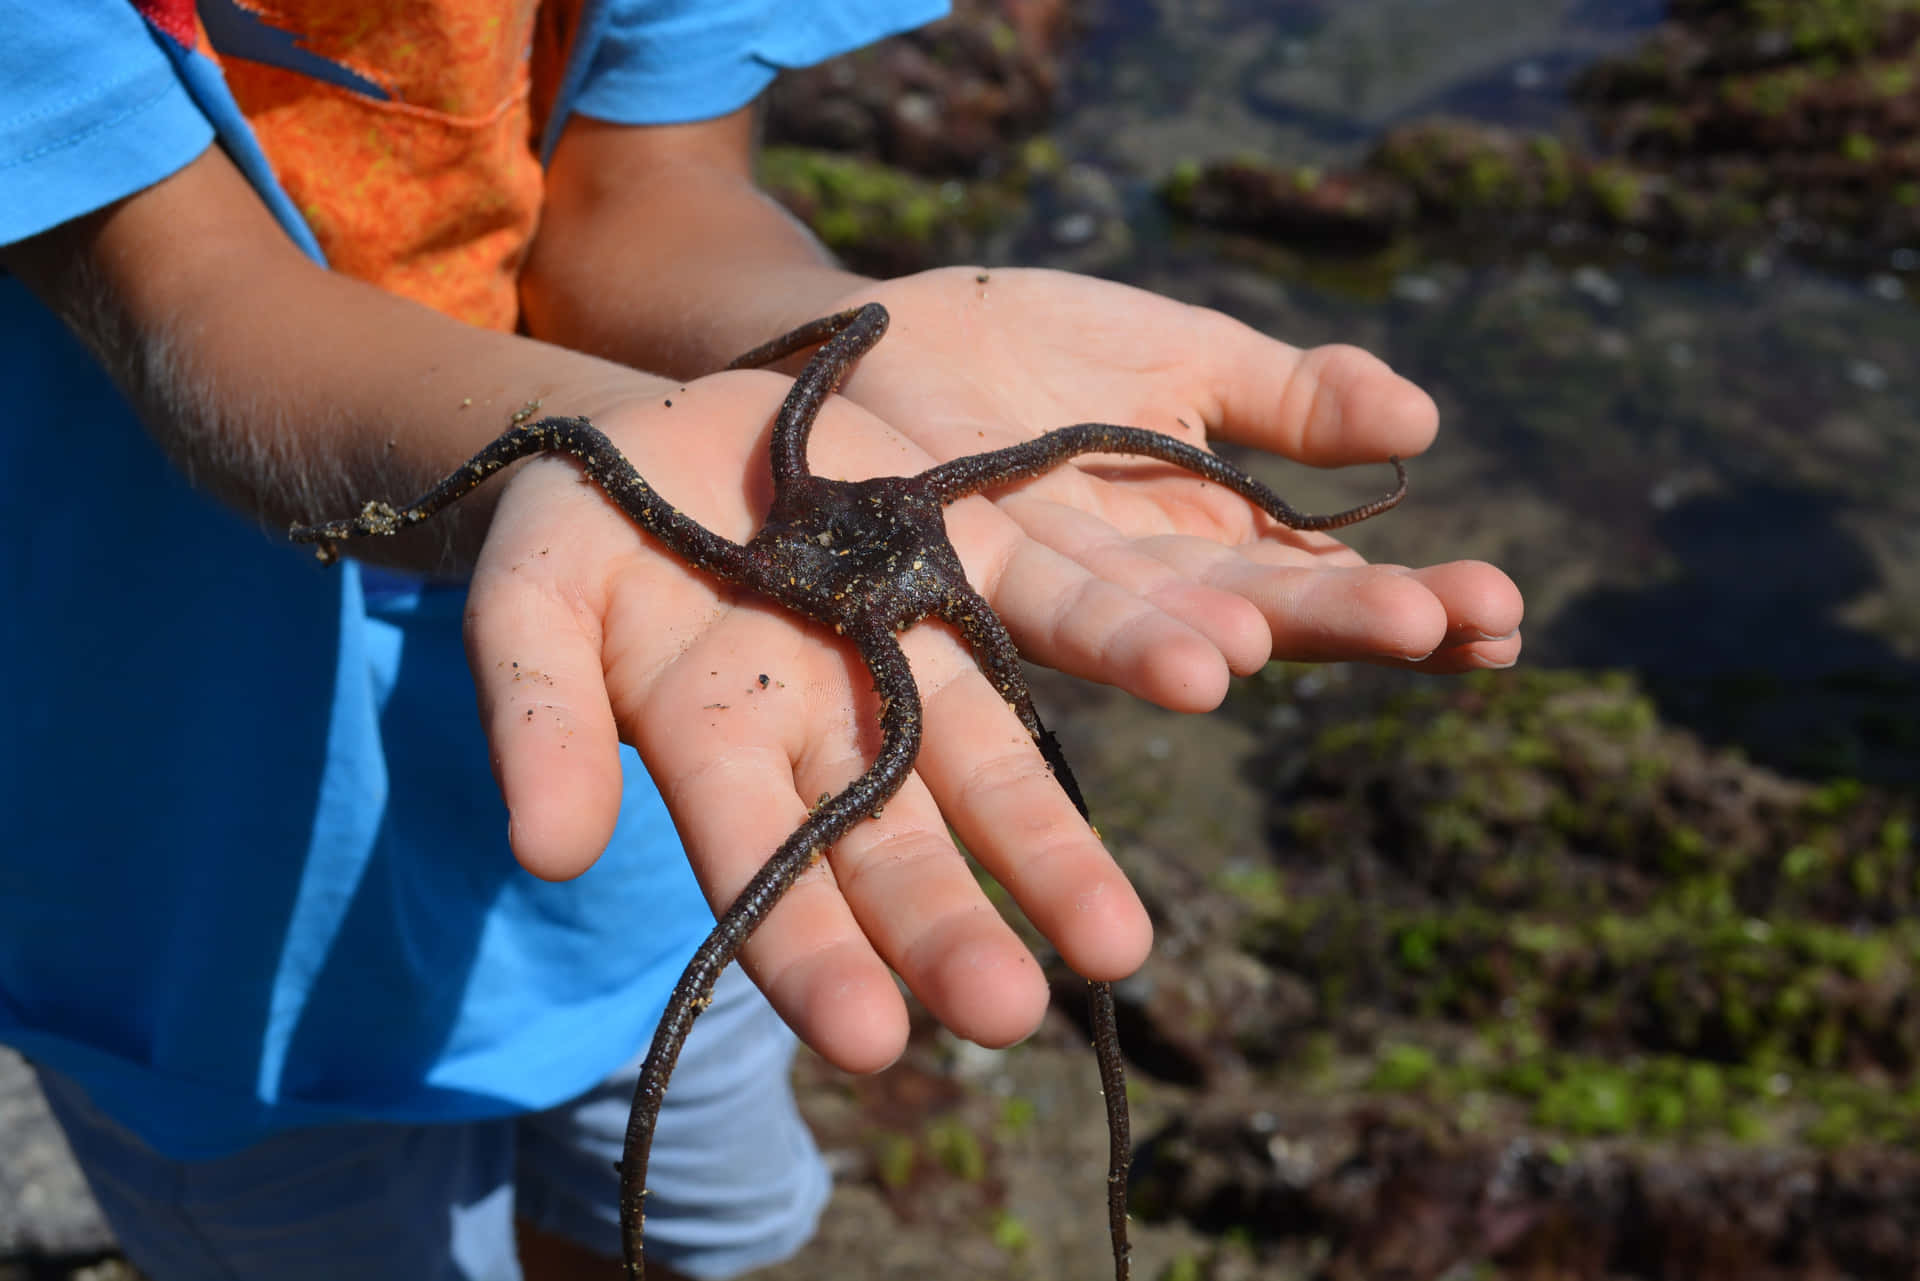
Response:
[1472,652,1518,670]
[1467,628,1518,642]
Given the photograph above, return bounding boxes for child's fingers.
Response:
[1219,560,1455,663]
[802,739,1054,1051]
[944,498,1236,714]
[657,736,915,1074]
[1407,558,1525,646]
[628,621,917,1075]
[464,545,628,883]
[910,664,1152,984]
[1389,559,1525,672]
[990,491,1279,677]
[1206,324,1441,465]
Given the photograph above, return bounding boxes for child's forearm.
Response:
[7,144,667,574]
[519,111,873,381]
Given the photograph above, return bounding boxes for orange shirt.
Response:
[169,0,585,331]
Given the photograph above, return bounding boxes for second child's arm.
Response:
[7,144,668,571]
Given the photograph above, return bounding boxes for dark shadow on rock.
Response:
[1541,482,1920,788]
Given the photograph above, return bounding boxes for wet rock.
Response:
[1163,158,1417,249]
[1372,118,1667,232]
[756,3,1116,277]
[755,147,1017,276]
[1159,3,1920,269]
[764,0,1077,178]
[1134,1101,1920,1281]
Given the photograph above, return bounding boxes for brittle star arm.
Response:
[937,587,1132,1281]
[728,303,888,484]
[287,416,758,578]
[922,423,1407,531]
[618,621,923,1279]
[723,305,870,374]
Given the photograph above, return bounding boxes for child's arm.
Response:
[521,110,855,383]
[6,144,663,571]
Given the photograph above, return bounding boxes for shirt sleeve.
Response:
[568,0,950,127]
[0,0,214,245]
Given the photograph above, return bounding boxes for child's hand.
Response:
[469,370,1151,1072]
[467,288,1523,1070]
[467,268,1526,1074]
[817,267,1523,686]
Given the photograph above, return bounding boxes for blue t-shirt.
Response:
[0,0,942,1160]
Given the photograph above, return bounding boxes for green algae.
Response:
[927,1114,989,1182]
[757,146,1015,273]
[1739,0,1920,58]
[1230,665,1918,1148]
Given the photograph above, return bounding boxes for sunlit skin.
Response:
[292,303,1408,1280]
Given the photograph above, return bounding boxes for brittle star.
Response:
[289,302,1405,1280]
